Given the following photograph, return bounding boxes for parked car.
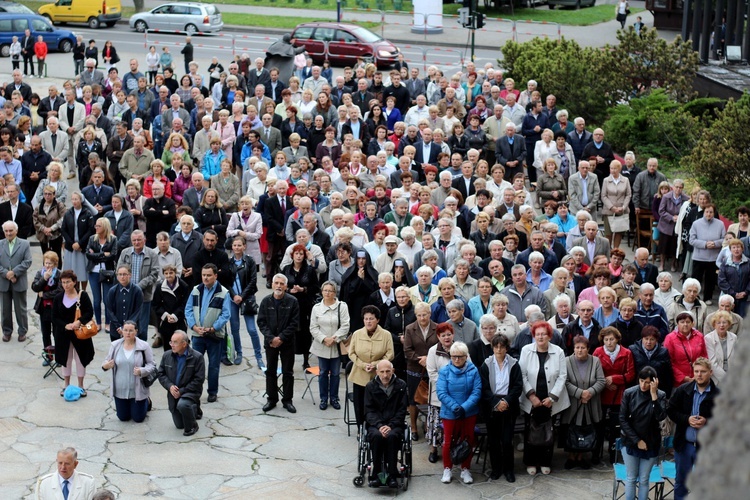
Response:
[0,1,34,14]
[38,0,121,29]
[548,0,596,8]
[0,13,76,57]
[129,2,223,34]
[291,22,400,68]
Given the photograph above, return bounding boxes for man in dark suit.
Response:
[495,122,526,182]
[451,160,477,201]
[0,183,33,239]
[247,58,271,89]
[633,247,659,287]
[520,100,550,184]
[105,121,134,193]
[81,168,115,219]
[264,68,287,104]
[581,128,615,190]
[263,180,291,287]
[122,94,149,131]
[341,107,370,144]
[567,116,593,165]
[572,221,612,266]
[495,187,521,221]
[20,30,34,77]
[254,113,282,156]
[351,78,375,117]
[405,67,426,105]
[4,69,32,103]
[413,128,441,173]
[156,330,205,435]
[182,172,207,213]
[329,76,352,107]
[38,84,63,127]
[20,136,51,204]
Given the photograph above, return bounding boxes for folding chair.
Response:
[42,347,63,380]
[634,210,655,251]
[612,438,664,500]
[660,436,676,499]
[261,366,284,399]
[301,366,320,405]
[473,422,489,473]
[343,361,357,436]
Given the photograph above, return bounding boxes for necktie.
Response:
[62,480,69,500]
[265,129,270,141]
[281,198,286,213]
[51,134,57,149]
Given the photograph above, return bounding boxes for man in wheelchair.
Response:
[364,360,409,488]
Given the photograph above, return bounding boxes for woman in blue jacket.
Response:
[436,341,482,485]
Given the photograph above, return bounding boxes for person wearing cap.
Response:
[374,235,406,275]
[664,311,708,388]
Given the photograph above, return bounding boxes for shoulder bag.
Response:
[74,294,99,340]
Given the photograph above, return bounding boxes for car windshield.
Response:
[351,26,382,43]
[2,3,34,14]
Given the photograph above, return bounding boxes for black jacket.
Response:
[613,317,644,350]
[170,230,204,273]
[84,235,119,273]
[479,356,523,418]
[339,253,380,333]
[61,206,95,252]
[143,196,177,247]
[157,346,206,409]
[192,247,231,289]
[0,201,33,239]
[630,340,674,398]
[619,385,667,452]
[364,376,409,431]
[667,380,720,452]
[152,278,190,334]
[228,255,258,309]
[257,293,300,345]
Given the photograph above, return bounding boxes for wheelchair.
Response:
[353,424,412,490]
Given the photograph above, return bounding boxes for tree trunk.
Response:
[133,0,145,13]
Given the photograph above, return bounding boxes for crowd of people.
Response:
[2,40,743,497]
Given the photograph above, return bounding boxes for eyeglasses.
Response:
[450,355,467,359]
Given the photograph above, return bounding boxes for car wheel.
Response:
[185,23,198,35]
[87,17,100,29]
[59,39,73,53]
[106,21,117,28]
[134,20,148,32]
[0,44,9,58]
[548,3,555,9]
[576,0,581,8]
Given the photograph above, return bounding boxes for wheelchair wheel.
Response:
[353,476,364,487]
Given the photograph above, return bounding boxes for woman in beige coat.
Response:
[348,304,394,426]
[600,160,631,250]
[310,281,350,410]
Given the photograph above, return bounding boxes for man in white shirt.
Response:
[404,95,430,128]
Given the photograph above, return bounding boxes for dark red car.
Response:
[291,22,400,68]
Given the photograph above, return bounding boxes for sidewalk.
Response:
[136,0,674,50]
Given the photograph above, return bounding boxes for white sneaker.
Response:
[441,468,452,483]
[460,468,473,484]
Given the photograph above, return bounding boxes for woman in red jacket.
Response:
[593,326,635,464]
[34,35,47,78]
[663,311,708,387]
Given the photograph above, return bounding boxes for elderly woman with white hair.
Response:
[705,295,742,335]
[548,294,577,331]
[244,161,269,203]
[452,258,478,302]
[491,293,521,340]
[565,210,593,250]
[654,271,680,310]
[410,265,440,306]
[526,251,552,292]
[544,267,576,307]
[469,314,499,367]
[404,301,439,440]
[516,204,539,240]
[397,226,422,270]
[666,278,708,332]
[431,278,469,324]
[445,298,479,345]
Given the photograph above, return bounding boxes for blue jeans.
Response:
[318,356,341,403]
[192,334,223,396]
[228,302,263,360]
[114,397,149,423]
[138,301,151,341]
[622,447,657,500]
[674,442,697,500]
[88,272,113,326]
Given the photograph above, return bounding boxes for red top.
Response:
[34,41,48,59]
[593,345,635,406]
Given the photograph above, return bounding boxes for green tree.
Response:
[604,89,708,170]
[683,93,750,215]
[608,28,700,104]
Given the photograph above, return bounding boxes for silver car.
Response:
[129,2,223,34]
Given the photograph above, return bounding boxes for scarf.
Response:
[605,344,621,364]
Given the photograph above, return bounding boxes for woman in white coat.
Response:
[532,128,556,182]
[226,195,263,267]
[309,281,350,410]
[704,310,736,385]
[518,320,570,476]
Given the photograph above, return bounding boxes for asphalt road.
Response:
[22,23,502,81]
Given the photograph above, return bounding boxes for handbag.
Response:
[240,296,259,316]
[414,379,429,405]
[607,214,630,233]
[73,295,99,340]
[140,351,157,388]
[528,417,554,447]
[566,405,597,452]
[99,269,115,284]
[450,435,472,465]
